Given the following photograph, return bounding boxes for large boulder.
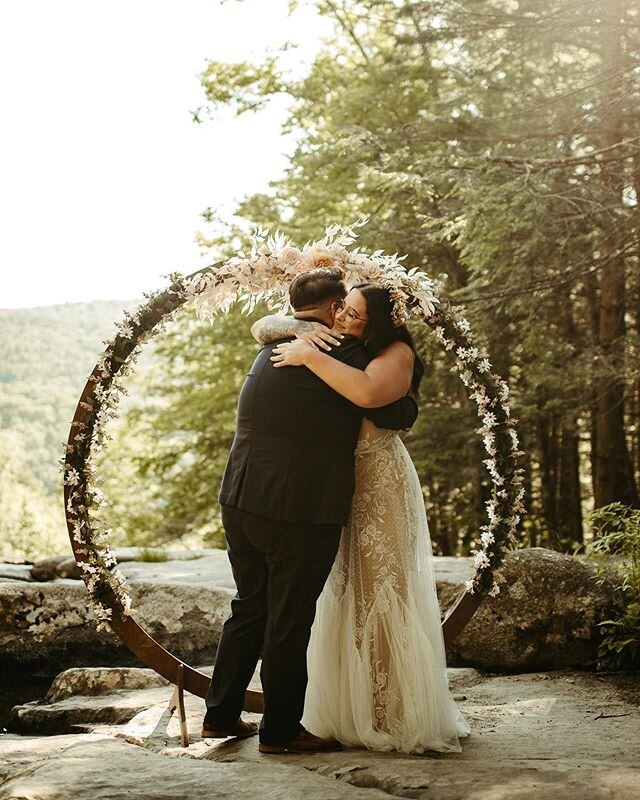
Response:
[0,580,231,673]
[45,666,170,702]
[0,551,237,674]
[448,547,620,671]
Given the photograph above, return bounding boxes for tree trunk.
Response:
[635,282,640,488]
[556,288,584,546]
[593,0,639,508]
[537,406,559,544]
[583,270,600,502]
[557,422,583,549]
[519,431,535,547]
[425,478,446,555]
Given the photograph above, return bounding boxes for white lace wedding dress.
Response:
[303,419,471,753]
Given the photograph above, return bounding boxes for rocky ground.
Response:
[1,547,636,798]
[3,665,639,800]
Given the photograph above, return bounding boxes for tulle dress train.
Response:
[302,420,470,754]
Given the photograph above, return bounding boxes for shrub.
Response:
[587,503,640,671]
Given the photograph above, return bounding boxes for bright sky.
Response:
[0,0,330,309]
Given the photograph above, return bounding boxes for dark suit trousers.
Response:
[204,504,342,745]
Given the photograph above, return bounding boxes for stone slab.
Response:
[2,668,639,800]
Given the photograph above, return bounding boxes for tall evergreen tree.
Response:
[196,0,640,549]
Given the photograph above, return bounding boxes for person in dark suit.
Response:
[202,268,417,753]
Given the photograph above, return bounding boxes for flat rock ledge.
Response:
[0,547,618,673]
[3,666,639,800]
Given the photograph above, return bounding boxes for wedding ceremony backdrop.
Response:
[1,4,640,781]
[58,227,524,723]
[2,1,639,625]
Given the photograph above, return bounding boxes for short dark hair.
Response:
[289,267,347,310]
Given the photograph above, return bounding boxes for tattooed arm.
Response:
[251,315,342,350]
[251,315,315,344]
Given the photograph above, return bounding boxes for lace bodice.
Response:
[355,418,399,455]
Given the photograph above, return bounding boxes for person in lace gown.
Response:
[256,283,470,754]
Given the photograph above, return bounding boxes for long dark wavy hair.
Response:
[352,283,424,397]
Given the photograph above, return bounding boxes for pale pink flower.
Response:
[279,246,305,271]
[307,245,338,268]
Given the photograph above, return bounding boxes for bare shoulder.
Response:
[380,340,414,363]
[369,340,414,375]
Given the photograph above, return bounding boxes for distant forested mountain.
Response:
[0,299,139,558]
[0,297,262,559]
[0,300,140,490]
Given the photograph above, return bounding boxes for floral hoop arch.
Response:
[63,223,524,703]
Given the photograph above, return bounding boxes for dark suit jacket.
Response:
[218,335,417,525]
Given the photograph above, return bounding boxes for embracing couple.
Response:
[202,267,470,754]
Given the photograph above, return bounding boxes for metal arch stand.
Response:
[442,589,483,646]
[107,613,264,748]
[168,663,188,747]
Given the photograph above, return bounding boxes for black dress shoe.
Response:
[202,718,259,739]
[259,726,342,754]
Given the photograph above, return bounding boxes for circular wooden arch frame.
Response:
[64,265,492,713]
